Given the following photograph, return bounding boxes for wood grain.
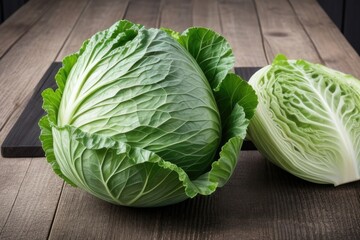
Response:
[46,154,267,240]
[48,152,360,239]
[159,0,193,32]
[0,0,52,58]
[0,158,30,231]
[125,0,162,28]
[49,186,162,240]
[0,0,89,133]
[218,0,268,67]
[193,0,221,33]
[0,158,63,239]
[254,0,321,63]
[289,0,360,77]
[263,157,360,239]
[56,0,130,61]
[0,0,89,237]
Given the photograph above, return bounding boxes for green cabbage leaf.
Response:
[39,20,257,207]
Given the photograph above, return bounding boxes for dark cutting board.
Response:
[1,63,260,158]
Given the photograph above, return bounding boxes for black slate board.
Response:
[1,63,260,158]
[1,63,60,158]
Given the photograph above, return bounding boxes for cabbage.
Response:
[39,20,257,207]
[248,55,360,186]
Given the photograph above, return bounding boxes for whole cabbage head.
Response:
[40,20,257,207]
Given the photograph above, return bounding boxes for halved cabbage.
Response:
[248,55,360,186]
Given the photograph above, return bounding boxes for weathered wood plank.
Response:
[0,0,89,132]
[0,158,30,231]
[254,0,321,63]
[218,0,268,67]
[49,186,162,240]
[46,151,360,239]
[193,0,221,33]
[125,0,162,28]
[0,0,53,58]
[289,0,360,77]
[154,152,268,240]
[56,0,130,61]
[264,157,360,239]
[0,0,88,237]
[159,0,192,32]
[46,154,266,240]
[0,158,63,239]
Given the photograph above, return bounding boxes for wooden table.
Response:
[1,0,359,239]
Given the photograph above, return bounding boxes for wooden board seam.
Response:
[287,0,324,64]
[0,158,32,234]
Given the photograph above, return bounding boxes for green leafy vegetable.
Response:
[39,20,257,207]
[248,54,360,186]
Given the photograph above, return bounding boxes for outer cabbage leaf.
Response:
[40,20,257,206]
[177,27,234,89]
[248,54,360,186]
